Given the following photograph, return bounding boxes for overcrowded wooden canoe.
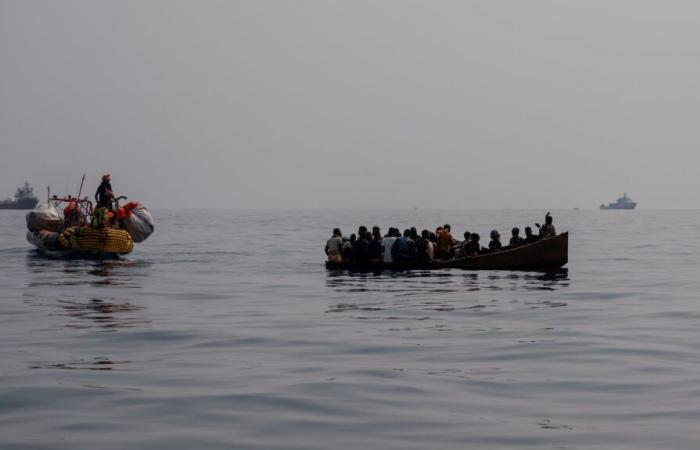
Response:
[326,232,568,271]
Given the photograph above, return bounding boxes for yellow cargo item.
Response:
[60,227,134,255]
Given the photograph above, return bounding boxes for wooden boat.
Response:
[326,232,568,271]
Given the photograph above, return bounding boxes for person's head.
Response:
[545,213,553,225]
[394,228,401,237]
[333,228,341,237]
[525,226,533,237]
[471,233,480,242]
[372,226,380,238]
[463,231,471,240]
[421,229,430,239]
[403,229,410,238]
[490,230,500,240]
[102,174,111,182]
[430,232,437,242]
[350,233,357,243]
[384,227,393,238]
[410,227,418,239]
[436,226,443,234]
[443,224,451,232]
[512,227,520,237]
[358,225,367,235]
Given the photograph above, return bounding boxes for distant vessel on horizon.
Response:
[600,192,637,210]
[0,182,39,210]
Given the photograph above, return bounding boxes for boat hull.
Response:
[27,227,133,257]
[326,232,568,271]
[600,204,636,210]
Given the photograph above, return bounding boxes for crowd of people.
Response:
[325,213,557,265]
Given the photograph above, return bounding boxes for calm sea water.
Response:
[1,209,699,449]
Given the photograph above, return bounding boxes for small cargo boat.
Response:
[26,193,154,258]
[326,232,568,271]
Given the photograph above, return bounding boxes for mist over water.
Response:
[1,209,699,449]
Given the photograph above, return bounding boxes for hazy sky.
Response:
[1,0,699,209]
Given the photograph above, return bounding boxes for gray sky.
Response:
[1,0,699,209]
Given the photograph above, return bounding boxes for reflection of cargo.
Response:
[601,193,637,210]
[0,182,39,210]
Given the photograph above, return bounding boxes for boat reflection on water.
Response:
[24,253,152,331]
[325,269,570,317]
[326,268,569,293]
[26,252,151,288]
[55,297,150,331]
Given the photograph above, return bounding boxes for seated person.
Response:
[461,231,472,255]
[524,226,539,243]
[488,230,502,251]
[509,227,525,247]
[466,233,482,255]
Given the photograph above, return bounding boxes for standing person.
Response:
[95,174,114,209]
[416,230,434,266]
[392,229,415,263]
[539,213,556,238]
[426,232,436,261]
[325,228,344,263]
[358,225,368,238]
[343,234,357,260]
[381,228,398,264]
[352,230,370,264]
[437,224,453,260]
[368,230,383,264]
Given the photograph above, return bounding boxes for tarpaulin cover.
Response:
[121,204,155,243]
[26,204,63,232]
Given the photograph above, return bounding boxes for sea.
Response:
[1,209,699,450]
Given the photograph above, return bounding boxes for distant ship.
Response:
[0,182,40,210]
[600,192,637,210]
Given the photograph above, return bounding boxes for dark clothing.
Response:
[342,241,354,260]
[489,239,502,251]
[509,236,525,247]
[95,181,113,208]
[415,238,433,266]
[392,236,415,263]
[525,234,540,244]
[368,238,382,261]
[352,238,370,263]
[468,241,481,254]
